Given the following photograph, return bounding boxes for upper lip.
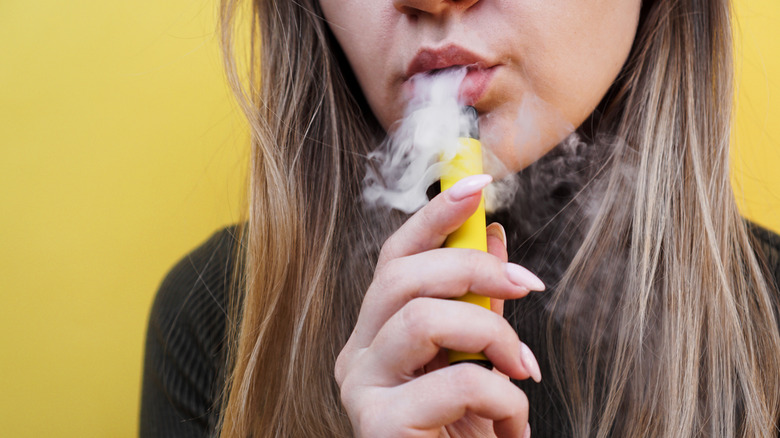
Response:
[405,45,493,79]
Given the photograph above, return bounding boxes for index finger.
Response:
[377,174,492,267]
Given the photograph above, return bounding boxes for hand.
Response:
[335,174,545,438]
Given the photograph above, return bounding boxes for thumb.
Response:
[486,222,508,317]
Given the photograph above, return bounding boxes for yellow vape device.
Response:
[440,106,493,369]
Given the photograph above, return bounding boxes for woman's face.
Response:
[318,0,642,173]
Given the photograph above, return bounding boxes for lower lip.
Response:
[458,66,498,106]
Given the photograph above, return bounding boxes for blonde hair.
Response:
[545,1,780,435]
[217,0,780,436]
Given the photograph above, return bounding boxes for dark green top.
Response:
[139,222,780,437]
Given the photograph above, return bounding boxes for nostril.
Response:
[393,0,481,17]
[393,0,452,16]
[394,5,421,18]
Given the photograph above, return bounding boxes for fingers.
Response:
[363,298,535,384]
[337,174,543,436]
[486,222,508,317]
[486,222,508,264]
[389,364,529,438]
[383,249,536,298]
[378,174,492,267]
[351,249,543,349]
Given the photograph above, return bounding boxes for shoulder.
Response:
[140,225,243,436]
[150,225,242,332]
[746,221,780,290]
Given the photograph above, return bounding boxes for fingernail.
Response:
[486,222,506,246]
[446,174,492,202]
[524,424,531,438]
[520,343,542,383]
[504,263,545,291]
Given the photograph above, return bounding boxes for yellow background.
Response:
[0,0,777,436]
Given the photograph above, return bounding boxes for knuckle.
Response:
[500,389,528,420]
[504,384,529,416]
[492,308,513,330]
[449,363,485,397]
[334,349,350,386]
[514,387,529,414]
[378,258,403,286]
[338,374,358,408]
[417,204,438,231]
[466,250,494,281]
[458,252,481,288]
[336,353,359,396]
[367,259,404,302]
[482,312,504,340]
[344,390,387,438]
[399,298,434,338]
[378,236,399,266]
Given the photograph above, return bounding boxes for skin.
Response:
[320,0,641,173]
[322,0,642,436]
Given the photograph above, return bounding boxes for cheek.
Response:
[480,96,576,175]
[318,1,400,129]
[535,3,640,127]
[482,1,640,173]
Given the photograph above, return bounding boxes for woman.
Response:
[141,0,780,436]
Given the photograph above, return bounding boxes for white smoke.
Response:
[362,68,469,214]
[363,67,574,214]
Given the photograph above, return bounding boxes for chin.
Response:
[477,98,576,177]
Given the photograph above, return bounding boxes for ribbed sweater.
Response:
[140,222,780,437]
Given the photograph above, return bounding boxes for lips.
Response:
[405,45,498,106]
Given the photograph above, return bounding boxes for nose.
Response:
[393,0,481,16]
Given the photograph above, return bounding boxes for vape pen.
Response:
[440,106,493,369]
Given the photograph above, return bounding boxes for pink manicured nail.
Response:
[505,263,545,291]
[447,174,492,202]
[524,424,531,438]
[520,343,542,383]
[486,222,507,246]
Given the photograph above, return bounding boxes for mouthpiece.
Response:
[459,106,479,139]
